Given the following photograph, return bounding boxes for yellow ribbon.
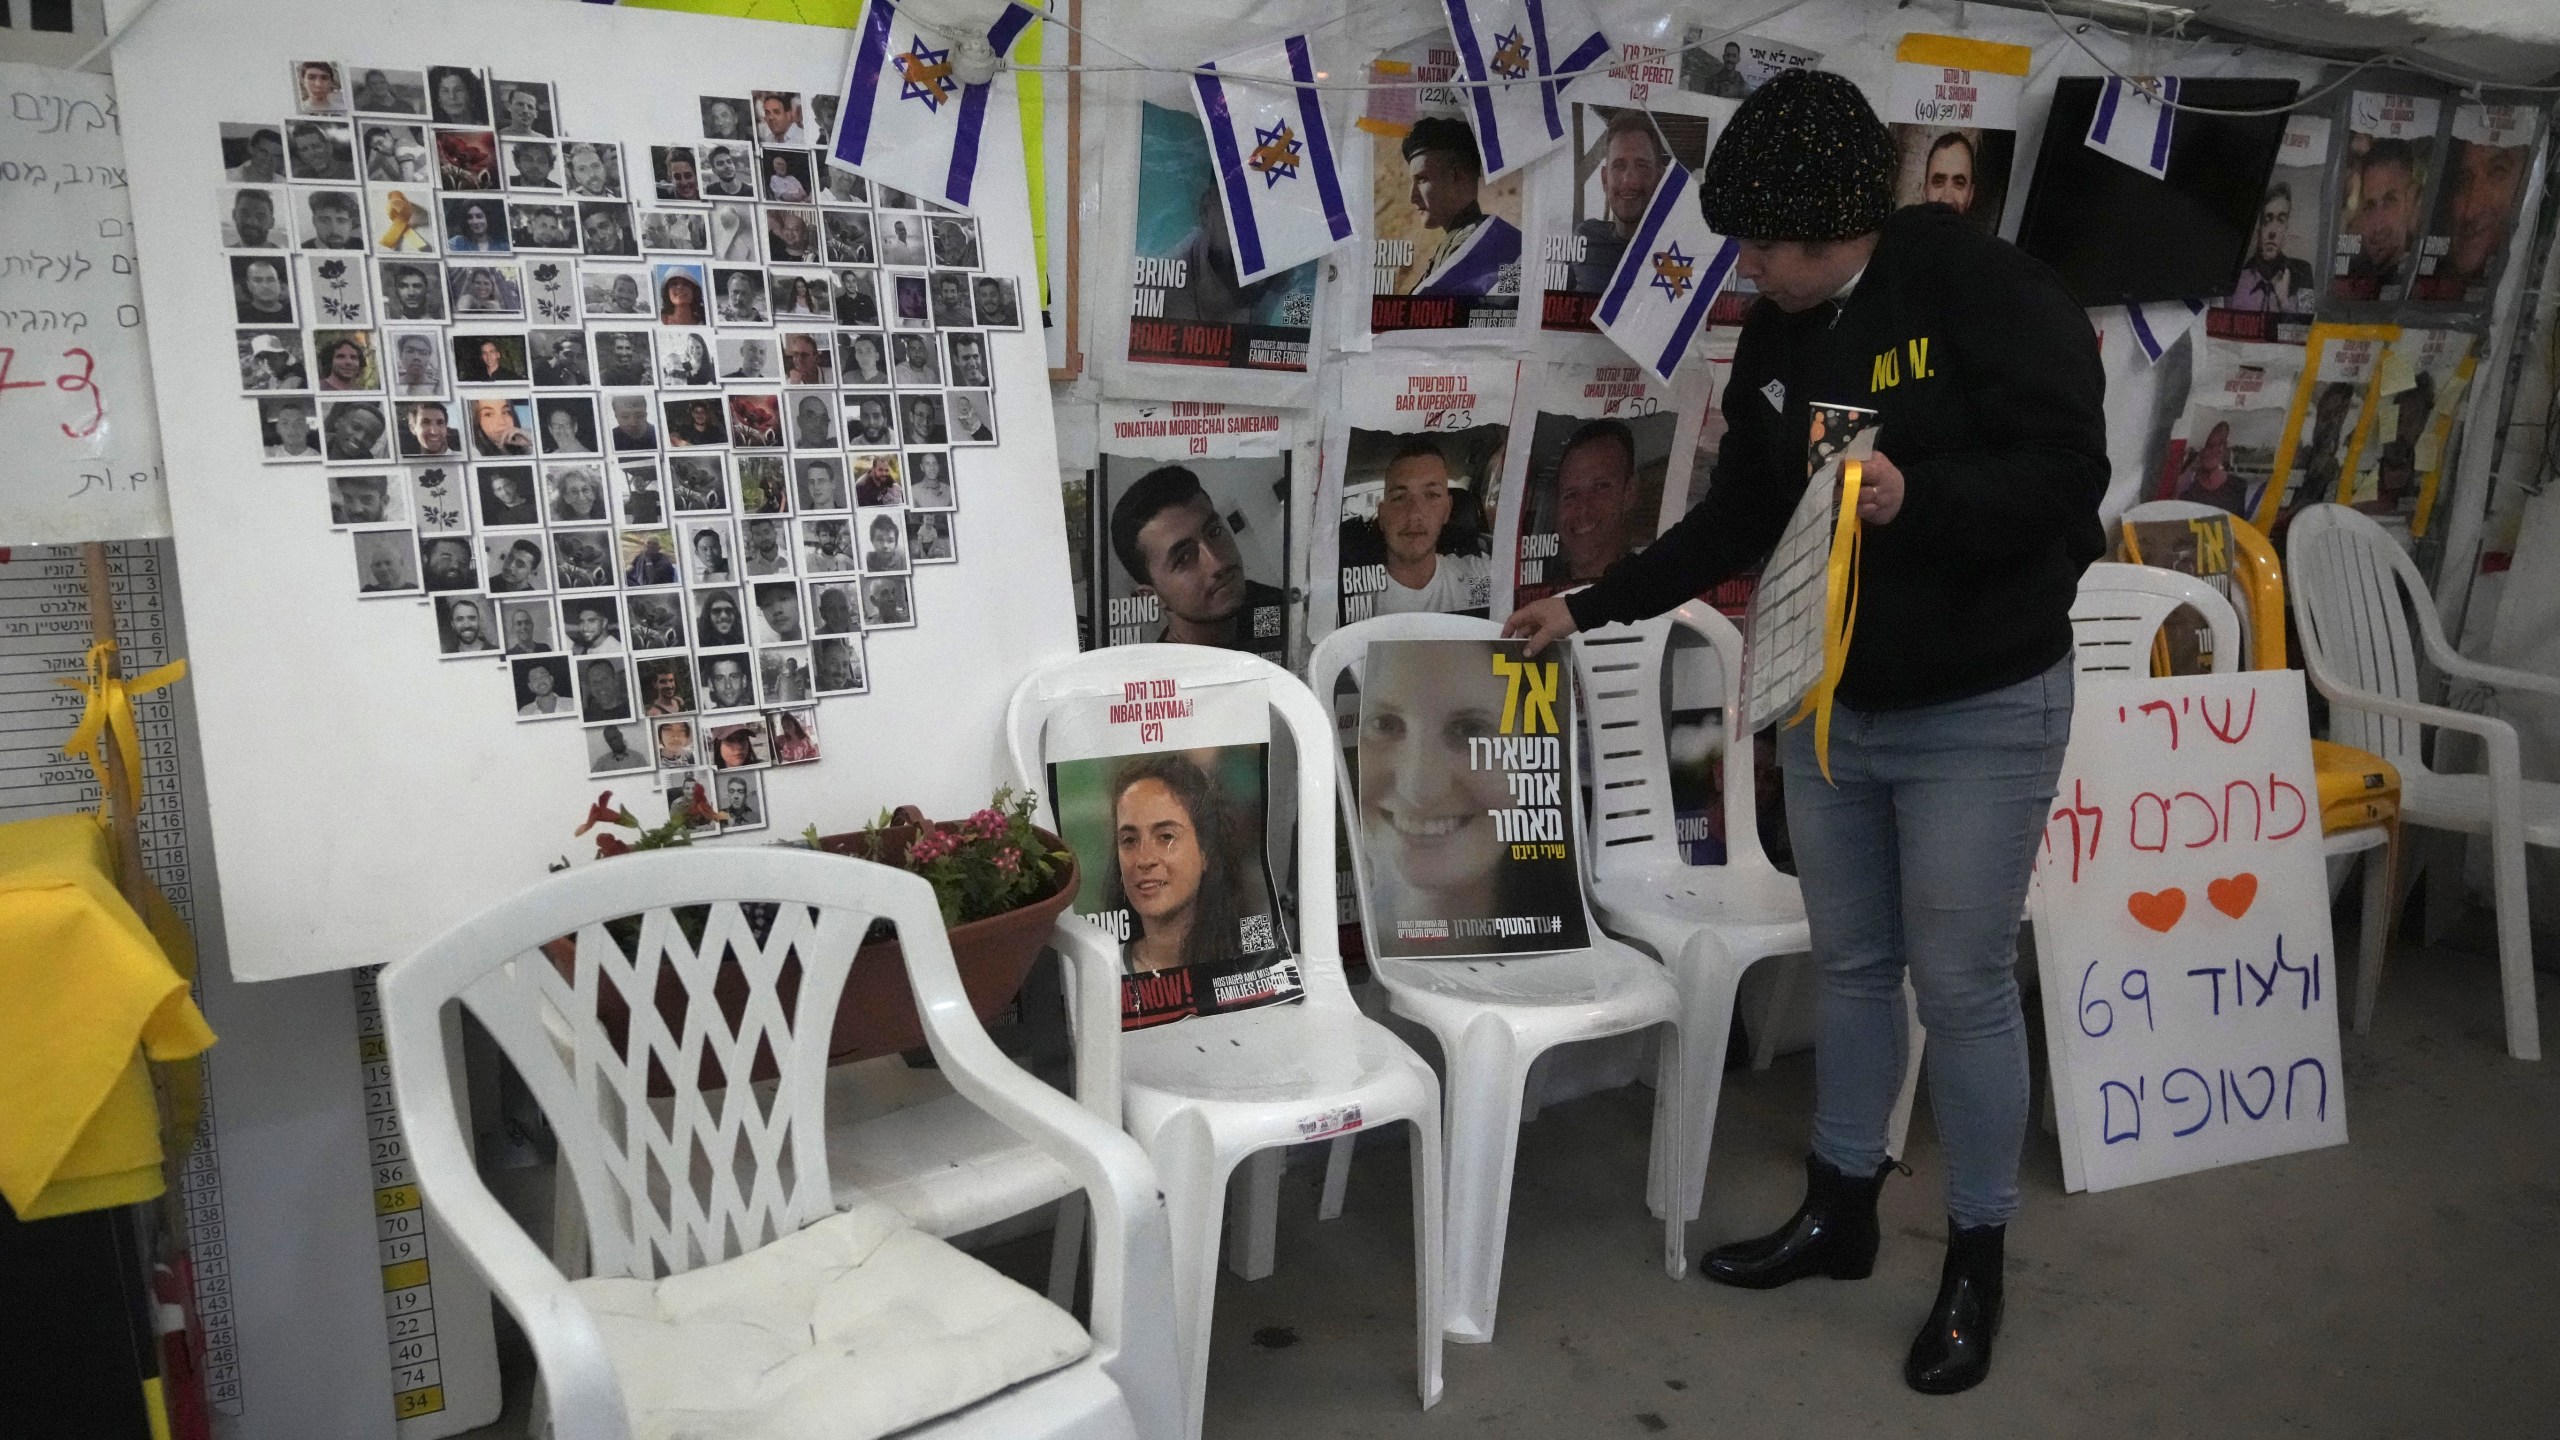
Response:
[55,641,188,828]
[1786,459,1864,784]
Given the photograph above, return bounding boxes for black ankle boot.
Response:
[1701,1154,1894,1290]
[1905,1221,2005,1394]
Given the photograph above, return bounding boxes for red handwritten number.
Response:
[0,348,45,397]
[0,347,104,438]
[55,348,102,439]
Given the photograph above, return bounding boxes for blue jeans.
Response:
[1778,658,2073,1229]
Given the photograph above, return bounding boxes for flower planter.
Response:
[813,813,1078,1065]
[543,811,1077,1091]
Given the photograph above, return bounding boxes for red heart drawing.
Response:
[2127,888,2187,933]
[2207,873,2259,920]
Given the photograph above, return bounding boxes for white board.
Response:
[2031,670,2347,1193]
[115,0,1075,981]
[0,58,169,545]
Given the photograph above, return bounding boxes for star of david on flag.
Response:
[1249,122,1304,186]
[1649,242,1697,302]
[894,36,957,111]
[1440,0,1611,180]
[1594,161,1739,384]
[2085,75,2182,180]
[829,0,1037,211]
[1190,34,1354,286]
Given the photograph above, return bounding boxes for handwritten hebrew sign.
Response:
[0,60,167,545]
[2031,670,2346,1192]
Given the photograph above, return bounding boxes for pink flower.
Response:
[970,808,1006,839]
[992,845,1020,874]
[576,792,637,836]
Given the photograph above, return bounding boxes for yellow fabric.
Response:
[0,814,216,1220]
[2313,739,2400,835]
[1787,459,1864,783]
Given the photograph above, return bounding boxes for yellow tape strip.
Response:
[54,641,187,827]
[1895,32,2033,75]
[1786,459,1864,783]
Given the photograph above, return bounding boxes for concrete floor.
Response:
[466,924,2560,1438]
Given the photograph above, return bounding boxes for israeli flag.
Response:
[828,0,1037,211]
[1593,162,1738,384]
[2124,297,2206,364]
[1440,0,1612,181]
[2085,76,2181,180]
[1191,36,1355,286]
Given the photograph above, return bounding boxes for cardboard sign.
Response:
[0,61,168,545]
[2032,670,2347,1193]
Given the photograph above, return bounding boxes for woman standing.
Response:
[1504,70,2107,1395]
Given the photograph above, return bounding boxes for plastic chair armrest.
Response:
[2311,680,2524,782]
[1048,912,1124,1126]
[2428,649,2560,703]
[382,1000,630,1440]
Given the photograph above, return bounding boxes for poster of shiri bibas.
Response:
[1093,399,1292,662]
[1494,359,1699,611]
[1363,33,1525,337]
[1538,87,1731,334]
[1322,356,1514,634]
[1046,675,1300,1026]
[1127,102,1318,371]
[1352,638,1590,959]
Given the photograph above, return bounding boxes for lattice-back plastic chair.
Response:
[1006,646,1445,1439]
[1307,612,1686,1343]
[1571,604,1929,1206]
[380,847,1183,1440]
[2288,504,2560,1060]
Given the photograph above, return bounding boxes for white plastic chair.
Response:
[2287,504,2560,1061]
[1006,646,1446,1438]
[379,847,1184,1440]
[1306,613,1687,1343]
[2071,561,2244,678]
[1571,605,1929,1215]
[820,915,1122,1305]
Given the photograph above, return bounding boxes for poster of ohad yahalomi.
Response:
[1495,360,1693,610]
[1127,102,1318,371]
[1353,638,1590,959]
[1045,677,1301,1027]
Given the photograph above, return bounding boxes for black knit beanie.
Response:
[1699,68,1896,241]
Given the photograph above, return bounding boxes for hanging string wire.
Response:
[2034,0,2560,113]
[1001,0,1819,90]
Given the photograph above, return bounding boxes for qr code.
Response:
[1252,605,1281,639]
[1239,913,1276,952]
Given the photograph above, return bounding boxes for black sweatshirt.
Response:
[1566,204,2109,711]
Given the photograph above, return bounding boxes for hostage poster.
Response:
[2326,91,2445,307]
[1046,676,1300,1027]
[1352,638,1590,960]
[2346,326,2475,534]
[2410,102,2540,310]
[1539,87,1732,333]
[1495,359,1700,611]
[1363,33,1526,337]
[1886,33,2029,235]
[2217,112,2331,339]
[1322,356,1515,634]
[1128,102,1319,371]
[2152,330,2308,521]
[2257,322,2392,536]
[1094,399,1293,662]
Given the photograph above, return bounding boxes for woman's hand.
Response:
[1501,597,1580,656]
[1855,451,1906,525]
